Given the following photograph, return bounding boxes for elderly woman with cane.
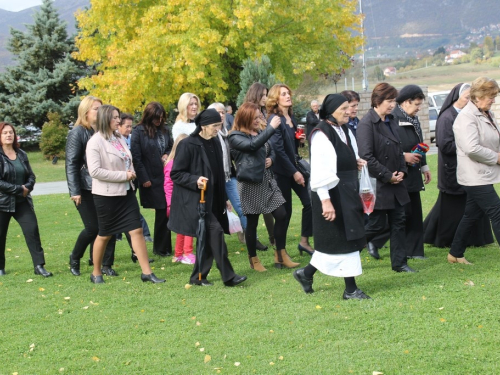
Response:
[168,109,247,287]
[293,94,370,300]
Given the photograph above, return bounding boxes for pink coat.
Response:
[164,159,174,216]
[86,132,134,196]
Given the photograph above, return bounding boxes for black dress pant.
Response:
[365,199,407,268]
[450,184,500,258]
[275,173,313,238]
[71,189,115,266]
[189,213,236,283]
[0,200,45,269]
[368,192,424,258]
[153,208,172,255]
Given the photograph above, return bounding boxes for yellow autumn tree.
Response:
[74,0,362,112]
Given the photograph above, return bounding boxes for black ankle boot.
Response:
[69,254,80,276]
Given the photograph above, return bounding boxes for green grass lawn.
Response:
[2,154,500,374]
[26,151,66,183]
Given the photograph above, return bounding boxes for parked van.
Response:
[428,90,450,142]
[428,91,450,110]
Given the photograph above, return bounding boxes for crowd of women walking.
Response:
[0,76,499,300]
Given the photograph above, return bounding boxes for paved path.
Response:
[31,181,68,196]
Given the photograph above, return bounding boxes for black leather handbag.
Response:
[295,155,310,179]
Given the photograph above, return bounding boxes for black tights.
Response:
[303,264,357,293]
[246,204,287,257]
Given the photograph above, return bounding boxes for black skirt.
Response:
[312,170,366,254]
[93,189,142,236]
[423,191,494,248]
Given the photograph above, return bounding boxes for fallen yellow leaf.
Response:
[204,355,211,363]
[39,288,45,291]
[82,306,89,310]
[316,305,322,309]
[92,356,100,362]
[269,330,274,333]
[64,297,70,300]
[195,342,200,347]
[159,319,165,323]
[200,348,205,352]
[185,284,192,289]
[278,356,284,360]
[234,362,240,366]
[270,362,275,365]
[196,321,201,326]
[440,318,446,322]
[26,279,33,283]
[373,372,384,375]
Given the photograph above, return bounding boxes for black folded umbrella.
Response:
[196,182,207,281]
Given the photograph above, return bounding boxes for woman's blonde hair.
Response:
[470,77,499,102]
[175,93,201,123]
[75,96,103,129]
[266,84,293,118]
[166,133,188,162]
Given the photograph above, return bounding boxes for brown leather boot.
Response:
[249,256,267,272]
[274,249,300,269]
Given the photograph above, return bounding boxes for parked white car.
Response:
[428,91,450,143]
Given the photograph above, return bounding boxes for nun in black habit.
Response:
[293,94,370,300]
[168,109,247,287]
[423,83,494,248]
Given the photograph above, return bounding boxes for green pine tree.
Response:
[0,0,86,127]
[236,56,276,108]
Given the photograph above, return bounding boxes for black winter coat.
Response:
[228,126,276,183]
[357,108,410,209]
[65,125,94,196]
[268,114,300,178]
[168,135,229,237]
[0,149,35,212]
[130,124,173,209]
[435,106,463,194]
[392,106,427,193]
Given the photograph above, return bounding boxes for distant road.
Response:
[31,181,68,196]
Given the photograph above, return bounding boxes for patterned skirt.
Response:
[238,168,286,215]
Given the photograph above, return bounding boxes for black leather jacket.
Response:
[65,125,94,196]
[0,148,35,212]
[228,126,276,183]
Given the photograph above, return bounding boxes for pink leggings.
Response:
[174,234,193,257]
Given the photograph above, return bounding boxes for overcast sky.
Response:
[0,0,43,12]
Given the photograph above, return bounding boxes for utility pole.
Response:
[360,0,368,92]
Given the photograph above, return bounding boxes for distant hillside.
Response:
[362,0,499,38]
[0,0,89,70]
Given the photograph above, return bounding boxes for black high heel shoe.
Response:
[141,273,166,283]
[298,244,314,256]
[131,253,154,263]
[90,273,105,284]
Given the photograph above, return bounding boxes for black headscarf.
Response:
[319,94,348,123]
[191,108,222,136]
[437,83,469,120]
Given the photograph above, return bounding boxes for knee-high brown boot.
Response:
[274,249,300,269]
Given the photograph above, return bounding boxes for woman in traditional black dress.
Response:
[293,94,370,300]
[423,83,494,248]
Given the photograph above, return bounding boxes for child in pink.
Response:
[164,134,195,264]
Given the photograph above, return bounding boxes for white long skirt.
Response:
[310,250,362,277]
